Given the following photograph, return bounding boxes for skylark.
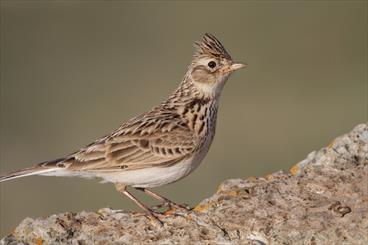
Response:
[0,33,247,223]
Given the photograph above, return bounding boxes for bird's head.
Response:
[186,33,247,98]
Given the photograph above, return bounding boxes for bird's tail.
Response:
[0,161,63,182]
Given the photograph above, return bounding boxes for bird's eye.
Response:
[207,61,217,68]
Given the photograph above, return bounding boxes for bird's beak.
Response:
[221,62,248,74]
[229,62,248,72]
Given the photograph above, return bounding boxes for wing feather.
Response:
[65,113,197,172]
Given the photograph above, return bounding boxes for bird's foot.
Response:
[168,202,191,212]
[151,201,191,213]
[145,209,166,226]
[128,209,165,226]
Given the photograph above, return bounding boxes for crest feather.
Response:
[194,33,232,60]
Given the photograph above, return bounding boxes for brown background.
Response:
[0,1,366,237]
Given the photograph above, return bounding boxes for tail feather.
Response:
[0,157,70,183]
[0,166,58,182]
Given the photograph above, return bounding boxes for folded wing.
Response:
[52,112,196,172]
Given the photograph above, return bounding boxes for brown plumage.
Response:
[0,33,247,224]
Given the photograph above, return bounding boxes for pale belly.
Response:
[41,155,202,188]
[95,157,198,188]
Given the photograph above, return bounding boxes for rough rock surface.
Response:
[1,124,368,244]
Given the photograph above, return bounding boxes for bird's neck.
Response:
[161,77,221,136]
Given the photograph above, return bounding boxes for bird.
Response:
[0,33,247,224]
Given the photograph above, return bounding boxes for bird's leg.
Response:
[115,183,163,225]
[135,187,190,211]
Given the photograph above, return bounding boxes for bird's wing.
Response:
[56,113,197,172]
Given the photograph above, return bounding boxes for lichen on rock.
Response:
[1,123,367,244]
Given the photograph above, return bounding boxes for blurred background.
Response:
[0,1,366,237]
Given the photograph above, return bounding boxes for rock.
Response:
[1,123,367,244]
